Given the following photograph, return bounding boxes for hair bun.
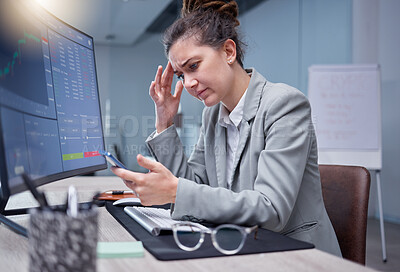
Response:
[182,0,240,26]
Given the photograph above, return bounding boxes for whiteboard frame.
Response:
[308,64,382,170]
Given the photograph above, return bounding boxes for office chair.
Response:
[319,165,371,265]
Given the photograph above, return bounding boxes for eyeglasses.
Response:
[172,223,258,255]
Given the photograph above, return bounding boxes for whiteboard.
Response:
[308,64,382,170]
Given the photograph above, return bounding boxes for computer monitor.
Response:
[0,0,107,217]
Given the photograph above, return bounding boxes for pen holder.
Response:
[28,207,98,272]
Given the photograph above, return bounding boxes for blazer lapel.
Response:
[229,121,251,186]
[214,122,227,188]
[229,68,266,186]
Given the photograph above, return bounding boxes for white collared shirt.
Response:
[218,90,247,188]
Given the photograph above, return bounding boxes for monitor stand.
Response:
[0,197,28,237]
[0,196,101,238]
[0,213,28,237]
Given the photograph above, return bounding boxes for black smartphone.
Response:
[99,150,127,169]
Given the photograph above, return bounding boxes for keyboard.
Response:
[124,206,209,236]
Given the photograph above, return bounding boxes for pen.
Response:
[67,186,78,217]
[22,173,49,210]
[104,190,134,195]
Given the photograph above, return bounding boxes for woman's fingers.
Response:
[154,64,174,98]
[122,180,141,198]
[111,158,178,205]
[136,154,160,172]
[151,63,181,106]
[110,167,143,199]
[174,80,184,100]
[111,167,146,186]
[154,65,163,93]
[149,81,157,101]
[161,62,174,90]
[123,179,136,189]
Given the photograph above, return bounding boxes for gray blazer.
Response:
[146,68,342,257]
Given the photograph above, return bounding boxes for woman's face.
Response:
[168,36,235,107]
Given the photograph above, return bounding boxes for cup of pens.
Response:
[28,186,98,272]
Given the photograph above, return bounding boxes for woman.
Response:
[112,0,341,256]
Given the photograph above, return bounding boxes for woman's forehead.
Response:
[169,37,219,70]
[169,37,199,59]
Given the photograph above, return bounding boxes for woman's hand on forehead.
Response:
[149,62,184,133]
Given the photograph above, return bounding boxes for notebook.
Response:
[97,241,144,258]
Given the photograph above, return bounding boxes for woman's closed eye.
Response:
[189,62,198,70]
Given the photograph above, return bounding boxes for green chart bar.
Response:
[63,153,84,161]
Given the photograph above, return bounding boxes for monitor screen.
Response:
[0,0,106,199]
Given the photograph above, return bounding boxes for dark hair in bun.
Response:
[163,0,245,67]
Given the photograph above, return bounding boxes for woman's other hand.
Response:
[149,62,184,133]
[111,154,178,206]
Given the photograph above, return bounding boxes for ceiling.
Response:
[35,0,173,46]
[35,0,266,46]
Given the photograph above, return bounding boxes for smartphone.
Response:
[99,150,127,169]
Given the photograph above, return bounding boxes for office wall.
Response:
[240,0,300,88]
[240,0,352,93]
[379,0,400,224]
[353,0,400,223]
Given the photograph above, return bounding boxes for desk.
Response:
[0,176,377,272]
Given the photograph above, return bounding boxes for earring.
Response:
[227,59,232,64]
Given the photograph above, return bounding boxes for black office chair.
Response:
[319,165,371,265]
